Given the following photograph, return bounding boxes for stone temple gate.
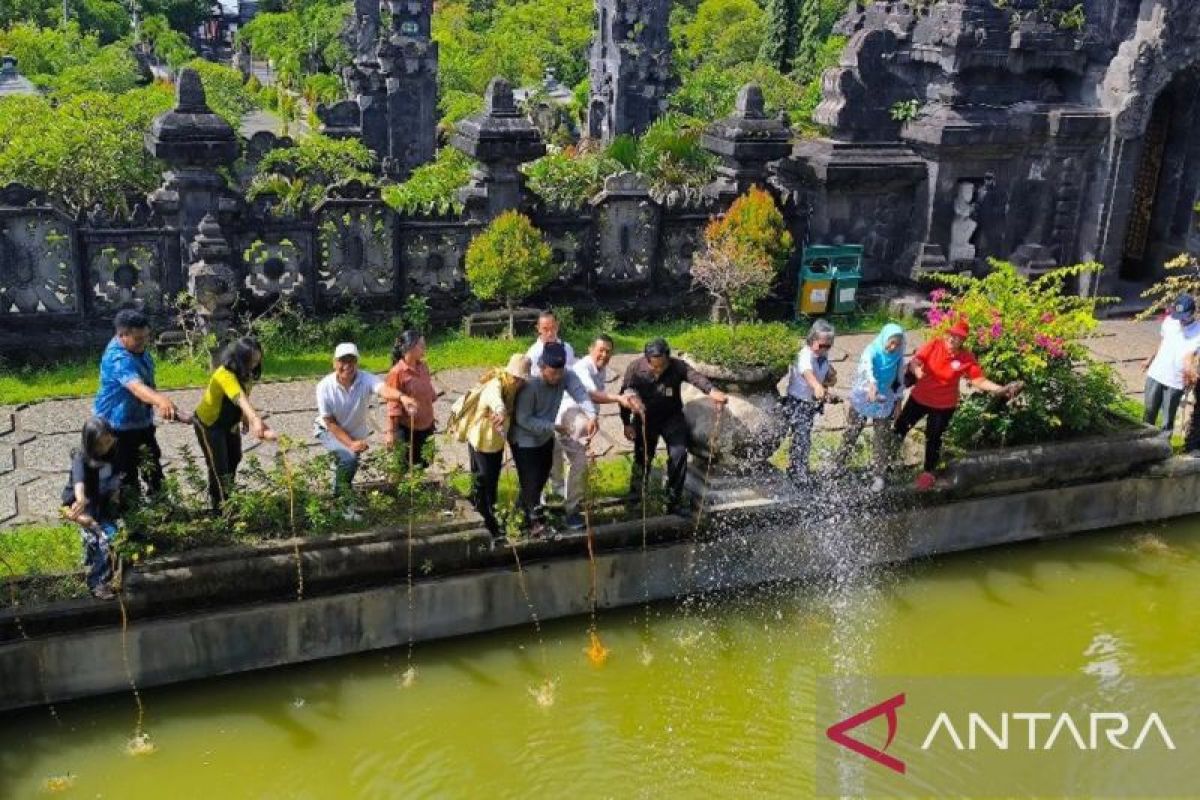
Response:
[769,0,1200,298]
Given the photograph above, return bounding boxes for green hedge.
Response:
[673,322,798,374]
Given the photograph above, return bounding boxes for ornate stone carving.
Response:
[587,0,674,141]
[0,216,76,314]
[90,243,164,312]
[401,229,465,296]
[318,206,394,299]
[591,172,659,284]
[243,238,305,300]
[187,214,238,338]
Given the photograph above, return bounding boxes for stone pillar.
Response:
[700,84,793,203]
[376,0,439,180]
[451,78,547,223]
[145,68,241,268]
[187,214,238,340]
[586,0,674,141]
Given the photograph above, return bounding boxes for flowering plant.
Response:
[923,260,1127,449]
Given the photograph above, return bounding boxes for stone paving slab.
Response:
[0,320,1166,523]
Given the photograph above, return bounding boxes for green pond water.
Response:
[2,519,1199,798]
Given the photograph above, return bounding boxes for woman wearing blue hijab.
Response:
[834,323,906,491]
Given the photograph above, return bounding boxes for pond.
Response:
[1,519,1198,798]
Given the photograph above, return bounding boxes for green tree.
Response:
[51,43,143,98]
[680,0,764,70]
[249,134,375,215]
[184,58,260,127]
[464,211,555,336]
[758,0,797,73]
[792,0,822,80]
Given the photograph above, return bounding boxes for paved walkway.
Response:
[0,320,1163,524]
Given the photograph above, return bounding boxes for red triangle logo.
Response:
[825,693,907,774]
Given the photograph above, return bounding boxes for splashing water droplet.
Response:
[126,732,156,757]
[529,678,556,707]
[399,665,417,688]
[585,631,610,666]
[639,646,654,666]
[42,774,76,793]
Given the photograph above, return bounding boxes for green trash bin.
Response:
[830,246,864,314]
[798,245,864,317]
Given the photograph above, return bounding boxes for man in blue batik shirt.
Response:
[93,309,181,501]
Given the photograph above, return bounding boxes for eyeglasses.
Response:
[814,343,833,351]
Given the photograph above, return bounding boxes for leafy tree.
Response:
[758,0,797,73]
[792,0,822,80]
[0,22,101,85]
[184,58,260,127]
[51,43,144,98]
[381,147,474,215]
[465,210,555,336]
[237,0,351,90]
[523,146,621,208]
[140,13,195,69]
[679,0,764,70]
[0,85,173,212]
[249,134,375,215]
[141,0,211,39]
[693,186,793,321]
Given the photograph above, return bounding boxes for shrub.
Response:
[249,133,376,215]
[465,211,555,336]
[381,147,473,215]
[141,13,195,69]
[303,72,343,106]
[674,321,797,373]
[1138,252,1200,320]
[923,260,1127,450]
[184,58,260,127]
[693,186,793,322]
[523,146,621,208]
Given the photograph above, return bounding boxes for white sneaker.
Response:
[870,476,886,493]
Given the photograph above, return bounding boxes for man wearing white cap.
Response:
[315,342,410,508]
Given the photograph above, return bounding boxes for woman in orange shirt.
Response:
[384,330,437,468]
[895,320,1022,490]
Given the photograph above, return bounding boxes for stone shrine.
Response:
[586,0,674,141]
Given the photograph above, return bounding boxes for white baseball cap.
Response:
[334,342,360,360]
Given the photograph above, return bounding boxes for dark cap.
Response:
[539,341,567,369]
[644,338,671,359]
[1172,294,1196,320]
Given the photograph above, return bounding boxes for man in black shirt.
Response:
[620,338,728,515]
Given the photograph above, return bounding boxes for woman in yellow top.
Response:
[193,337,276,510]
[448,353,529,542]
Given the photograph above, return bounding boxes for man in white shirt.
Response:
[1143,294,1200,433]
[525,310,576,503]
[557,334,637,529]
[315,342,409,505]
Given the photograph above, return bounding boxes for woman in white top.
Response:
[834,323,906,492]
[784,319,837,484]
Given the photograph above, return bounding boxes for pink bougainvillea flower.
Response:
[1040,312,1055,324]
[990,321,1003,338]
[927,308,946,326]
[929,288,948,302]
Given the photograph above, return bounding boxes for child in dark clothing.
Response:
[61,417,122,600]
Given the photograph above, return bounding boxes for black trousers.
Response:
[1185,383,1200,453]
[468,445,504,536]
[195,420,243,511]
[893,398,956,473]
[392,421,433,468]
[112,425,163,504]
[512,439,555,526]
[631,411,690,505]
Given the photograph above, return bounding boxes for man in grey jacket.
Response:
[510,342,597,537]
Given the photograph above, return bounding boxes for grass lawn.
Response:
[0,310,908,406]
[0,523,80,577]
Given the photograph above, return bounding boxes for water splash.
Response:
[125,732,156,757]
[585,630,610,666]
[291,696,306,709]
[41,774,76,793]
[529,678,557,708]
[639,644,654,666]
[398,665,418,689]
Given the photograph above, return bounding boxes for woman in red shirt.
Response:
[895,320,1022,490]
[385,330,438,468]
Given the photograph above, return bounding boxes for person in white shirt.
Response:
[314,342,411,504]
[783,319,838,484]
[1142,294,1200,433]
[557,334,638,530]
[524,310,576,503]
[525,309,576,376]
